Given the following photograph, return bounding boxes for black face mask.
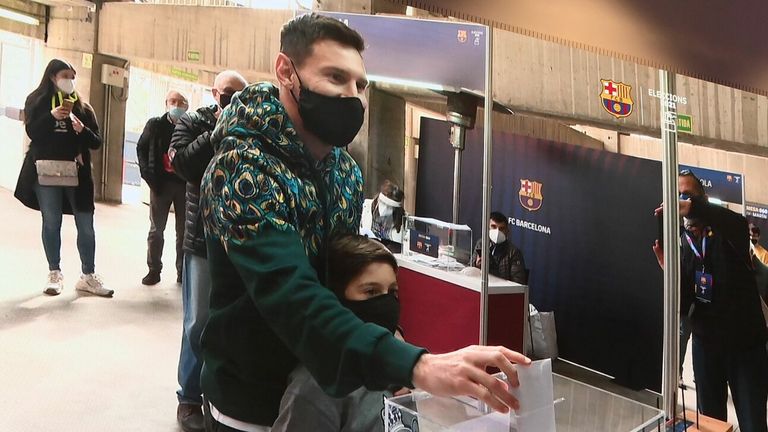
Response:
[219,93,232,109]
[289,62,365,148]
[342,292,400,334]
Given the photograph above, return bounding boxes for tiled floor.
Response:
[0,187,184,432]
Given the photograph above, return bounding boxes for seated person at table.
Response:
[272,235,403,432]
[361,179,406,248]
[471,211,527,284]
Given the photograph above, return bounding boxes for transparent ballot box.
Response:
[384,373,664,432]
[402,216,473,270]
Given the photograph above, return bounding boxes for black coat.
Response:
[14,95,102,214]
[170,105,218,257]
[136,113,183,190]
[682,196,767,348]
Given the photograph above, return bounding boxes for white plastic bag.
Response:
[527,305,558,360]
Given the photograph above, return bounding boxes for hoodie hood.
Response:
[211,82,317,164]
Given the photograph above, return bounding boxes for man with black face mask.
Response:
[169,70,247,432]
[199,14,530,432]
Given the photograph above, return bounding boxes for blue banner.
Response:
[679,165,743,204]
[322,12,487,91]
[417,118,664,391]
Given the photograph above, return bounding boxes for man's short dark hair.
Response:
[752,225,761,236]
[280,13,365,66]
[490,211,508,225]
[679,169,706,196]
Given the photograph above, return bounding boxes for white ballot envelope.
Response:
[509,358,556,432]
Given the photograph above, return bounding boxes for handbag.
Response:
[526,304,559,360]
[35,160,79,187]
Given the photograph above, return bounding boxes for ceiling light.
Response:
[0,7,40,26]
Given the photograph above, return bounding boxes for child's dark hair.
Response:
[326,234,397,297]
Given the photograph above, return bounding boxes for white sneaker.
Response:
[75,273,114,298]
[44,270,64,296]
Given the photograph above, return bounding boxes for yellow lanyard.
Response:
[50,91,78,110]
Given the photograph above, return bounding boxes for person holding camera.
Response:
[14,59,113,298]
[653,170,767,431]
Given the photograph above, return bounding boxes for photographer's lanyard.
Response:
[684,231,707,270]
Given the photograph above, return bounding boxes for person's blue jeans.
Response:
[177,253,211,405]
[35,184,95,274]
[692,335,768,432]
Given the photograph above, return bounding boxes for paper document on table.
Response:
[509,359,556,432]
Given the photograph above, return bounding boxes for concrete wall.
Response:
[493,29,768,158]
[98,4,290,84]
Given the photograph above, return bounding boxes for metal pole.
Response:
[479,26,493,346]
[452,147,462,224]
[660,69,680,422]
[101,85,111,200]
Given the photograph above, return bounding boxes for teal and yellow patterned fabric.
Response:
[201,82,364,260]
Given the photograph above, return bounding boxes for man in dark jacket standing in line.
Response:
[169,71,247,432]
[654,170,768,431]
[137,90,188,285]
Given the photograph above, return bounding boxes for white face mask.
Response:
[489,228,506,244]
[56,78,75,95]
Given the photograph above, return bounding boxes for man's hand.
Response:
[475,255,482,267]
[412,345,531,413]
[653,240,664,269]
[654,200,692,218]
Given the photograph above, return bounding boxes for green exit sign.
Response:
[187,50,201,62]
[677,114,693,133]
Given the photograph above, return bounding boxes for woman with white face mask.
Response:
[14,59,113,298]
[360,180,406,249]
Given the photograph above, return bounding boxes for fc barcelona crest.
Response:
[519,179,543,211]
[457,29,468,43]
[600,79,633,119]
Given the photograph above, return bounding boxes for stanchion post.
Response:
[479,26,493,345]
[660,69,681,422]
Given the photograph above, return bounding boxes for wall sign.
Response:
[600,79,634,119]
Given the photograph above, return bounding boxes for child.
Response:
[271,234,402,432]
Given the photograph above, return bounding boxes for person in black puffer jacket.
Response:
[168,70,247,432]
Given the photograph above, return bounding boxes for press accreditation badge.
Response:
[695,271,714,303]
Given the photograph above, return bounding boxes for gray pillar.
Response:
[89,54,129,203]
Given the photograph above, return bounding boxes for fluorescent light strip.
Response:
[0,7,40,26]
[367,75,445,92]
